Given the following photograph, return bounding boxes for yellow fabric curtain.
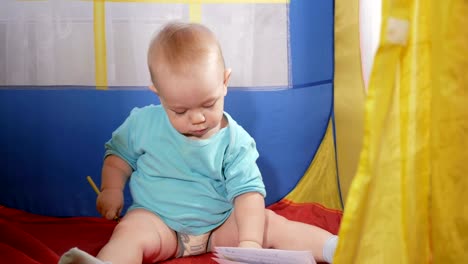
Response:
[334,0,468,263]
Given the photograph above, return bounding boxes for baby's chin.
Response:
[183,125,221,140]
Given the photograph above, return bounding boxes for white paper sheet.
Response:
[213,257,249,264]
[213,247,316,264]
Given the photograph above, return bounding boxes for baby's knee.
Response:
[264,209,275,219]
[112,219,134,236]
[112,219,158,247]
[264,209,287,226]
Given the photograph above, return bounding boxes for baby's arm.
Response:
[234,192,265,248]
[97,155,132,220]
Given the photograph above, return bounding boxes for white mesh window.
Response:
[0,1,289,90]
[105,3,188,87]
[0,1,95,86]
[203,4,289,88]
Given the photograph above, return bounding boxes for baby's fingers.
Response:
[104,209,119,221]
[96,203,117,220]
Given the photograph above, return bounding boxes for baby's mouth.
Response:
[185,128,208,137]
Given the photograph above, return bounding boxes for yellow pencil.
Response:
[86,176,101,195]
[86,176,120,222]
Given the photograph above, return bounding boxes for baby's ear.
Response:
[149,84,159,95]
[223,69,232,94]
[224,68,232,85]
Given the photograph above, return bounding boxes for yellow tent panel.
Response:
[334,0,468,263]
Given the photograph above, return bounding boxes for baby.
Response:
[59,21,338,264]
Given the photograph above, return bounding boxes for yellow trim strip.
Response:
[189,3,202,22]
[333,0,365,206]
[94,0,108,89]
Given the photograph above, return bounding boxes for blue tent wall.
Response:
[0,1,334,217]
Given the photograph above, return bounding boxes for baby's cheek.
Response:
[171,119,185,133]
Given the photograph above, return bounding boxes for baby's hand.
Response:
[238,240,262,249]
[96,188,123,220]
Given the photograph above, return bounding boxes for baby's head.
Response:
[148,22,227,86]
[147,22,231,139]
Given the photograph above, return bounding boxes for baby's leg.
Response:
[210,209,336,263]
[97,208,178,264]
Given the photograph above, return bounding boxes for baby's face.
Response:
[156,65,229,139]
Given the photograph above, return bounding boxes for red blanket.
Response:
[0,201,342,264]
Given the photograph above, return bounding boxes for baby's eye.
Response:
[204,101,216,108]
[173,110,187,115]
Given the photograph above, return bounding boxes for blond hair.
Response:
[147,22,225,86]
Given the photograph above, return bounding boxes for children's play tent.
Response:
[1,0,467,263]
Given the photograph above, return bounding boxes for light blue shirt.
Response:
[105,105,266,235]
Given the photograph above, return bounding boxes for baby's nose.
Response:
[190,111,205,124]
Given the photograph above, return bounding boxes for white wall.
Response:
[359,0,382,89]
